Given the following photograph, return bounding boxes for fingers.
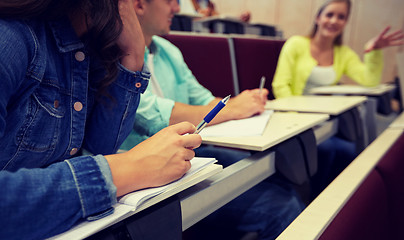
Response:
[378,26,391,39]
[382,29,404,48]
[366,27,404,52]
[386,29,404,39]
[176,148,196,161]
[387,31,404,46]
[252,88,269,102]
[166,122,202,149]
[182,133,202,149]
[171,121,197,135]
[388,40,404,47]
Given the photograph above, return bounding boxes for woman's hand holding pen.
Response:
[105,122,202,197]
[117,0,145,71]
[223,88,269,120]
[365,26,404,53]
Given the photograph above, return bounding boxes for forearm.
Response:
[0,155,115,239]
[168,98,237,126]
[169,99,217,126]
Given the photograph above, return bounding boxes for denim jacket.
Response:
[0,17,149,240]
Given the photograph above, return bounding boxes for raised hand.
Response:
[365,26,404,53]
[106,122,202,197]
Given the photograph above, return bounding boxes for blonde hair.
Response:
[309,0,351,45]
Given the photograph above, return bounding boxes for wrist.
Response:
[120,54,144,72]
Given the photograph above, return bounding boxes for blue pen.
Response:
[194,94,231,134]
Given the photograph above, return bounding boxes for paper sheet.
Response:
[200,110,273,137]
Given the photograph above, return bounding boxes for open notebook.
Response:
[50,157,222,240]
[200,110,274,137]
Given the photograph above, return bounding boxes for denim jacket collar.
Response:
[48,16,84,53]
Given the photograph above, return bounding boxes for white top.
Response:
[147,53,165,98]
[304,65,336,95]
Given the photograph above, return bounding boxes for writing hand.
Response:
[224,88,269,120]
[365,26,404,53]
[106,122,202,197]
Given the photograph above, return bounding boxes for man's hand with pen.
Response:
[218,88,269,121]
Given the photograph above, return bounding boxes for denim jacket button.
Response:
[75,51,85,62]
[135,82,142,88]
[54,100,59,108]
[69,148,78,156]
[74,102,83,111]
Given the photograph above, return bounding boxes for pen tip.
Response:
[223,95,231,103]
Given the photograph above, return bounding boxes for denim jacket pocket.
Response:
[17,83,66,153]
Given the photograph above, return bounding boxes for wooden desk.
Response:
[53,113,331,239]
[265,95,367,116]
[309,85,396,143]
[309,84,395,96]
[180,151,276,230]
[181,112,329,230]
[389,111,404,129]
[266,95,369,152]
[202,112,329,151]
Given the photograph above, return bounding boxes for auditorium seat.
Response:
[319,131,404,239]
[163,33,238,98]
[232,37,285,99]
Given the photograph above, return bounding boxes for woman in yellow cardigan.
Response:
[273,0,403,97]
[272,0,404,198]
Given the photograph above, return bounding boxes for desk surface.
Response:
[266,95,367,115]
[175,12,204,18]
[193,14,245,24]
[389,112,404,129]
[202,112,329,151]
[309,84,395,96]
[53,112,332,239]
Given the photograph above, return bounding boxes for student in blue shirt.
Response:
[121,0,305,239]
[0,1,202,239]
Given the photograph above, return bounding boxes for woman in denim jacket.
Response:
[0,1,202,239]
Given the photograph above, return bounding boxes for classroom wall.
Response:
[212,0,404,84]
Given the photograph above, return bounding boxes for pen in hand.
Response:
[259,76,266,95]
[259,76,266,101]
[194,95,231,134]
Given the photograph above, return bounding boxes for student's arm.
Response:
[344,26,403,87]
[272,37,300,98]
[168,48,268,126]
[0,24,116,239]
[169,88,268,126]
[106,122,201,196]
[341,46,383,87]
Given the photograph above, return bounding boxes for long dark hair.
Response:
[309,0,351,46]
[0,0,123,99]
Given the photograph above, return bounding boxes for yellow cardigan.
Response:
[272,36,383,98]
